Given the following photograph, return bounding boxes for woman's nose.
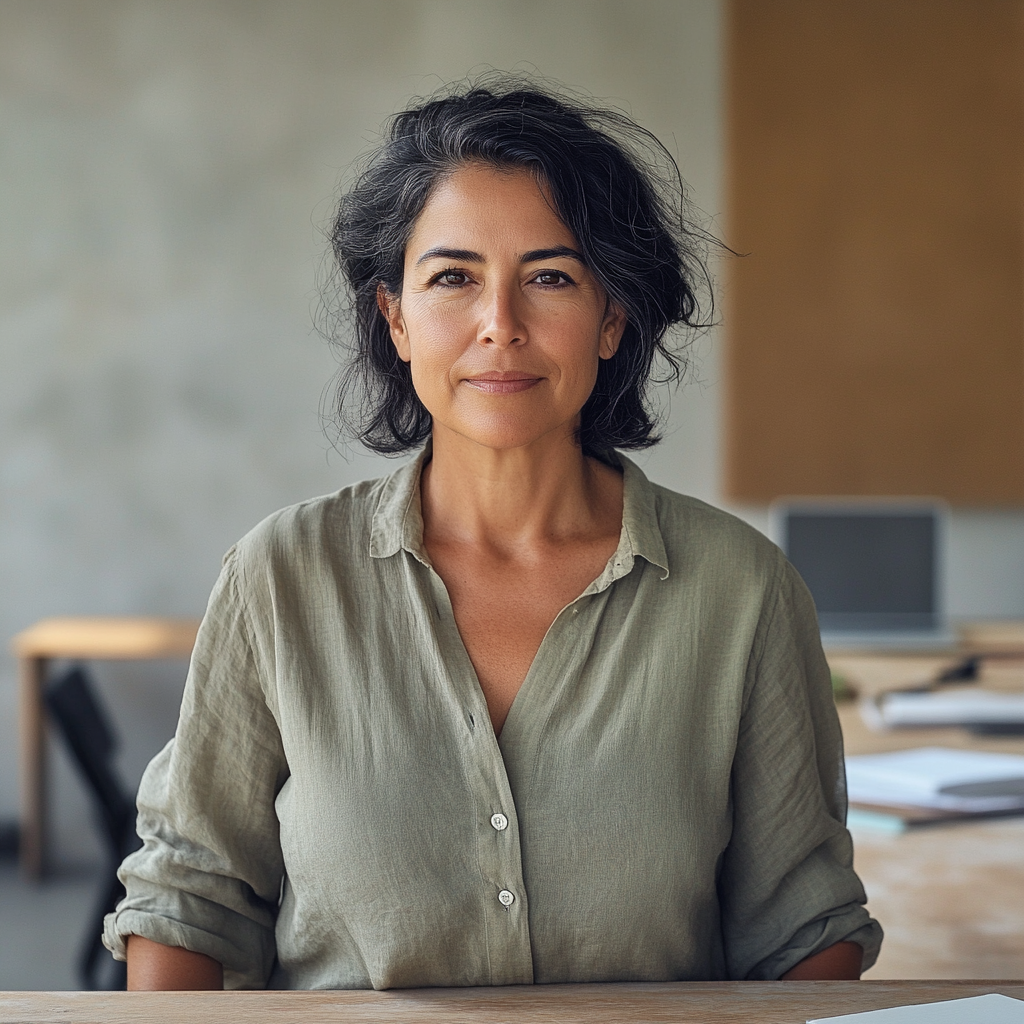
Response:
[477,283,526,348]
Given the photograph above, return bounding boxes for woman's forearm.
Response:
[780,940,862,980]
[126,934,224,990]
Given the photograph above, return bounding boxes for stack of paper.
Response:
[845,747,1024,824]
[865,689,1024,729]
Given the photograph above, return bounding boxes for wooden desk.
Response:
[1,982,1022,1023]
[10,617,199,880]
[830,653,1024,979]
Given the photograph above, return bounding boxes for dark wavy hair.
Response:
[324,77,715,458]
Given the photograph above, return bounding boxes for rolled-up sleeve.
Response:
[718,557,883,980]
[102,548,288,989]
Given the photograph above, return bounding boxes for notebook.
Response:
[845,747,1024,813]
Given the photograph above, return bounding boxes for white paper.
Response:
[879,690,1024,727]
[845,747,1024,812]
[808,992,1024,1023]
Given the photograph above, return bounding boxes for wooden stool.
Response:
[11,617,199,879]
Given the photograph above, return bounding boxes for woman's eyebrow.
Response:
[415,247,482,265]
[415,245,587,266]
[521,246,586,264]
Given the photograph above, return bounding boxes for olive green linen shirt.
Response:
[103,450,881,989]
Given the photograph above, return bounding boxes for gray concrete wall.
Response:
[0,0,725,864]
[1,0,1022,865]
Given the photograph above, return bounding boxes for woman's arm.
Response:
[780,940,862,980]
[716,555,882,979]
[105,551,287,985]
[126,934,223,990]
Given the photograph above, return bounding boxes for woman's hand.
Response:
[126,934,223,990]
[780,940,862,980]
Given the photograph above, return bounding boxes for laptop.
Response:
[770,499,954,650]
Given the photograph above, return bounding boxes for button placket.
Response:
[452,675,530,981]
[417,555,532,982]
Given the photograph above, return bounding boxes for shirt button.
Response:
[497,889,515,908]
[490,812,508,831]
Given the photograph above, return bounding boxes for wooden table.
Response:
[10,617,199,880]
[829,652,1024,979]
[1,982,1022,1023]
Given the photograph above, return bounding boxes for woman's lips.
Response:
[463,374,542,394]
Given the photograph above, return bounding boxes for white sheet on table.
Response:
[808,992,1024,1023]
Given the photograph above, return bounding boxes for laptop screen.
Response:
[783,510,938,633]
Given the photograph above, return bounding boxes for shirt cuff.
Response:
[746,907,884,980]
[102,907,271,990]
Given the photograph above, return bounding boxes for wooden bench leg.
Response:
[19,655,48,880]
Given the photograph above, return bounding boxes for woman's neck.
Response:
[421,424,623,557]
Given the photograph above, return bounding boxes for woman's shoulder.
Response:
[225,473,393,575]
[646,481,785,584]
[645,482,821,658]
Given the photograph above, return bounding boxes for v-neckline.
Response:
[394,448,659,742]
[426,545,626,743]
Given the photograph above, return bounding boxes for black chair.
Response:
[44,665,142,990]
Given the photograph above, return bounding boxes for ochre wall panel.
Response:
[725,0,1024,505]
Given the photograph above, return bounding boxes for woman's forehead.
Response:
[408,163,577,257]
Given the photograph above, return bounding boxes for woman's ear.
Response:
[377,283,411,362]
[599,301,627,360]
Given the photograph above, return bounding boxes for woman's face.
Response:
[382,162,626,453]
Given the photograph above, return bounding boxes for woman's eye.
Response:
[433,268,469,287]
[533,270,571,287]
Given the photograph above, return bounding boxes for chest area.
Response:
[425,540,619,729]
[264,546,754,753]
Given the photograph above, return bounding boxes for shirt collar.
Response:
[368,445,430,562]
[369,445,670,584]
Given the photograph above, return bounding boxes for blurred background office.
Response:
[2,0,1023,989]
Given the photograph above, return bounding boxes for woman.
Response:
[105,82,881,989]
